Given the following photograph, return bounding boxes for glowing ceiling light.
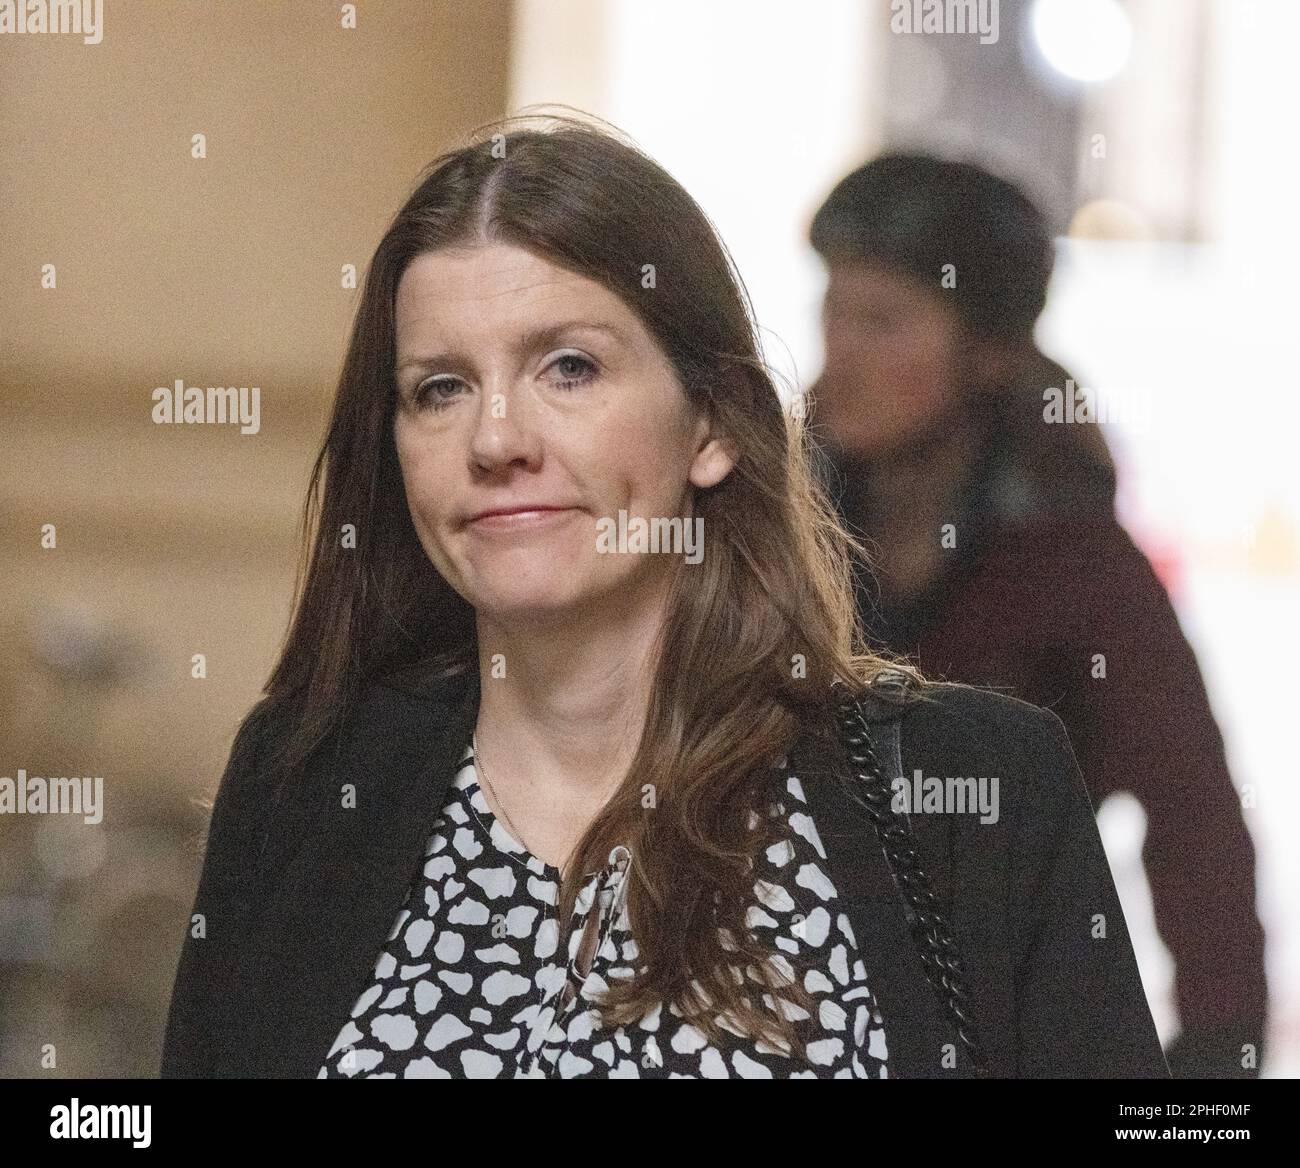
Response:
[1031,0,1133,83]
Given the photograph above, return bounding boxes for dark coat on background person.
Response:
[818,353,1269,1079]
[160,662,1169,1079]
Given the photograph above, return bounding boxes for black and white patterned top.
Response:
[318,745,890,1078]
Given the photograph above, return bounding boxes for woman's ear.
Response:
[688,414,739,489]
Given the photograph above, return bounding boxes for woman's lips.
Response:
[467,507,580,531]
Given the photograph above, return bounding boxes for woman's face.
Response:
[811,259,966,460]
[392,242,734,630]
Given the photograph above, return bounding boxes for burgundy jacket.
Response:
[818,390,1269,1079]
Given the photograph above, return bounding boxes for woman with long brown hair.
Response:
[160,113,1167,1079]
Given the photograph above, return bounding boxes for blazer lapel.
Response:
[794,725,962,1078]
[220,670,961,1078]
[225,669,480,1077]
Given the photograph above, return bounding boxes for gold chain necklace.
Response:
[471,730,536,857]
[471,729,628,881]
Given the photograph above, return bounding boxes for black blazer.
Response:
[160,666,1170,1078]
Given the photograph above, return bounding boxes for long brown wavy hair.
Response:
[258,109,922,1062]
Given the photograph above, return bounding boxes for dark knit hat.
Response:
[809,152,1054,341]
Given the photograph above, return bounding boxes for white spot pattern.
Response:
[318,746,888,1079]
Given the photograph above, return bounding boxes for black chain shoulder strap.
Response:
[833,673,992,1078]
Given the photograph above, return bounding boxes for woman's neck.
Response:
[471,580,668,834]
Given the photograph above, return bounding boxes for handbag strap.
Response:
[833,671,991,1078]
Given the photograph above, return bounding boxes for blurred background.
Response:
[0,0,1294,1077]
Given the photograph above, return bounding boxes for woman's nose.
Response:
[468,386,542,470]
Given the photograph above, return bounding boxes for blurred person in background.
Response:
[806,152,1269,1079]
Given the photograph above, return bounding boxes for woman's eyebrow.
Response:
[396,320,631,373]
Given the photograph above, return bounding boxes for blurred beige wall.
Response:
[0,0,510,803]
